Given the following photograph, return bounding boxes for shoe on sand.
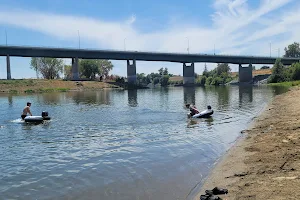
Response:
[205,187,228,195]
[200,194,223,200]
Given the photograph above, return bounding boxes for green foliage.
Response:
[137,73,151,85]
[268,59,286,83]
[205,77,213,85]
[216,63,231,75]
[160,75,170,86]
[80,59,99,80]
[291,62,300,81]
[30,58,63,79]
[199,63,233,85]
[153,77,160,85]
[200,76,207,85]
[79,59,113,80]
[284,42,300,58]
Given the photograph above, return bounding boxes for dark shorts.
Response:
[21,115,27,120]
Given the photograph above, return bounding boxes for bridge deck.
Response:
[0,45,299,65]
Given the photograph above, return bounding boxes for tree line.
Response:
[268,42,300,83]
[30,58,113,80]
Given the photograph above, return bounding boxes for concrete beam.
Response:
[71,57,79,80]
[127,60,136,84]
[239,64,253,83]
[183,63,195,85]
[6,55,11,80]
[0,46,299,65]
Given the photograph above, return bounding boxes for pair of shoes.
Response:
[205,187,228,195]
[200,194,222,200]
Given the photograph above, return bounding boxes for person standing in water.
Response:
[21,102,32,120]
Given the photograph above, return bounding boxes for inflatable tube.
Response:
[24,111,51,122]
[191,109,214,118]
[24,116,44,123]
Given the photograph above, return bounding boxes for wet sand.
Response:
[194,86,300,200]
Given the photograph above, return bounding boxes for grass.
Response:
[36,88,70,93]
[268,80,300,87]
[0,79,36,86]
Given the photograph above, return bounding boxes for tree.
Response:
[80,59,99,80]
[79,59,113,80]
[160,75,169,86]
[252,66,256,71]
[268,59,286,83]
[158,67,164,75]
[163,68,169,75]
[203,64,208,77]
[30,57,64,79]
[291,62,300,81]
[284,42,300,58]
[216,63,231,75]
[63,65,72,79]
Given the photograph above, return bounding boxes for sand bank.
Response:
[194,86,300,200]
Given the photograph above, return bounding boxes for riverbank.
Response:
[194,86,300,199]
[0,79,121,93]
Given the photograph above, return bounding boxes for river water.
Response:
[0,85,287,200]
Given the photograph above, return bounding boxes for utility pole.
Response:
[124,38,126,51]
[77,30,80,49]
[269,42,272,57]
[186,37,190,54]
[5,30,7,46]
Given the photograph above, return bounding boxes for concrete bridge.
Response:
[0,45,299,84]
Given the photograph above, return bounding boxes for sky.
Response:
[0,0,299,79]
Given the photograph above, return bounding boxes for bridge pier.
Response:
[127,60,136,84]
[6,55,11,80]
[71,57,79,80]
[239,64,253,83]
[183,63,195,85]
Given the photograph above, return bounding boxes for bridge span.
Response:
[0,45,299,83]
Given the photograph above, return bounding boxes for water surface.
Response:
[0,85,287,200]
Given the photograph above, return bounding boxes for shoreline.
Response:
[0,79,123,94]
[193,86,300,200]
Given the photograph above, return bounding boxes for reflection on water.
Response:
[239,85,253,106]
[127,89,138,107]
[183,86,196,105]
[0,86,288,200]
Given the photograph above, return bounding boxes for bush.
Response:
[291,62,300,80]
[205,77,213,85]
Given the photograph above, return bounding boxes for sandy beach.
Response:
[194,86,300,200]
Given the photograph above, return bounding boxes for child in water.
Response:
[185,103,200,116]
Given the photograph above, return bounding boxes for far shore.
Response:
[193,86,300,199]
[0,79,123,94]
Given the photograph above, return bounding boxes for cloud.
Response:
[0,0,299,77]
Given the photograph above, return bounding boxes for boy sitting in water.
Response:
[21,102,32,120]
[185,104,199,116]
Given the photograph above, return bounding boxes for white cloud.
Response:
[0,0,299,77]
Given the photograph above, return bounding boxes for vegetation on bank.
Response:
[268,42,300,84]
[30,57,114,80]
[196,63,234,85]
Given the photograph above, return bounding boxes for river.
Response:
[0,85,287,200]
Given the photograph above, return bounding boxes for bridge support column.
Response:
[127,60,136,84]
[71,57,79,80]
[6,55,11,80]
[239,64,253,83]
[183,63,195,85]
